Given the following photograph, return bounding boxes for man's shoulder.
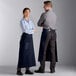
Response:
[51,11,56,16]
[52,12,57,18]
[48,11,57,18]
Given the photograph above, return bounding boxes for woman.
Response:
[17,8,36,75]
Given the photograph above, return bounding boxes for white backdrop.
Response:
[0,0,76,66]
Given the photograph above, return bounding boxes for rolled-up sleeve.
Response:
[20,20,26,32]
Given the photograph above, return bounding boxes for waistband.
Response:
[22,32,32,36]
[43,28,56,31]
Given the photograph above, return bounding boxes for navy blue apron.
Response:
[38,29,58,62]
[17,33,36,68]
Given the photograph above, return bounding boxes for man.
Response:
[35,1,58,73]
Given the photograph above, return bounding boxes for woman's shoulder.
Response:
[20,18,24,23]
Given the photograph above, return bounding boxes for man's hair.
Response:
[44,1,53,7]
[23,8,31,14]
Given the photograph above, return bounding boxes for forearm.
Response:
[37,21,44,27]
[38,13,45,27]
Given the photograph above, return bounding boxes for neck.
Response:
[24,17,29,20]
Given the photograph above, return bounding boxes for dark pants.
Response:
[40,29,57,71]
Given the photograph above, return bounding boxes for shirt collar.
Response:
[46,8,53,13]
[23,18,30,22]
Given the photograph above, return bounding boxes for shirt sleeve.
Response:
[37,13,46,27]
[20,19,26,32]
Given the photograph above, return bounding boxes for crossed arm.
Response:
[37,13,46,27]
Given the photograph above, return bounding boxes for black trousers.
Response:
[40,29,56,71]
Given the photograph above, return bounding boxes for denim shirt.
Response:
[20,18,35,34]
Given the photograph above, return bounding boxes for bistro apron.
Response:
[17,33,36,68]
[38,29,58,62]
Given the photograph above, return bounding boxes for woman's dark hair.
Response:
[23,8,31,14]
